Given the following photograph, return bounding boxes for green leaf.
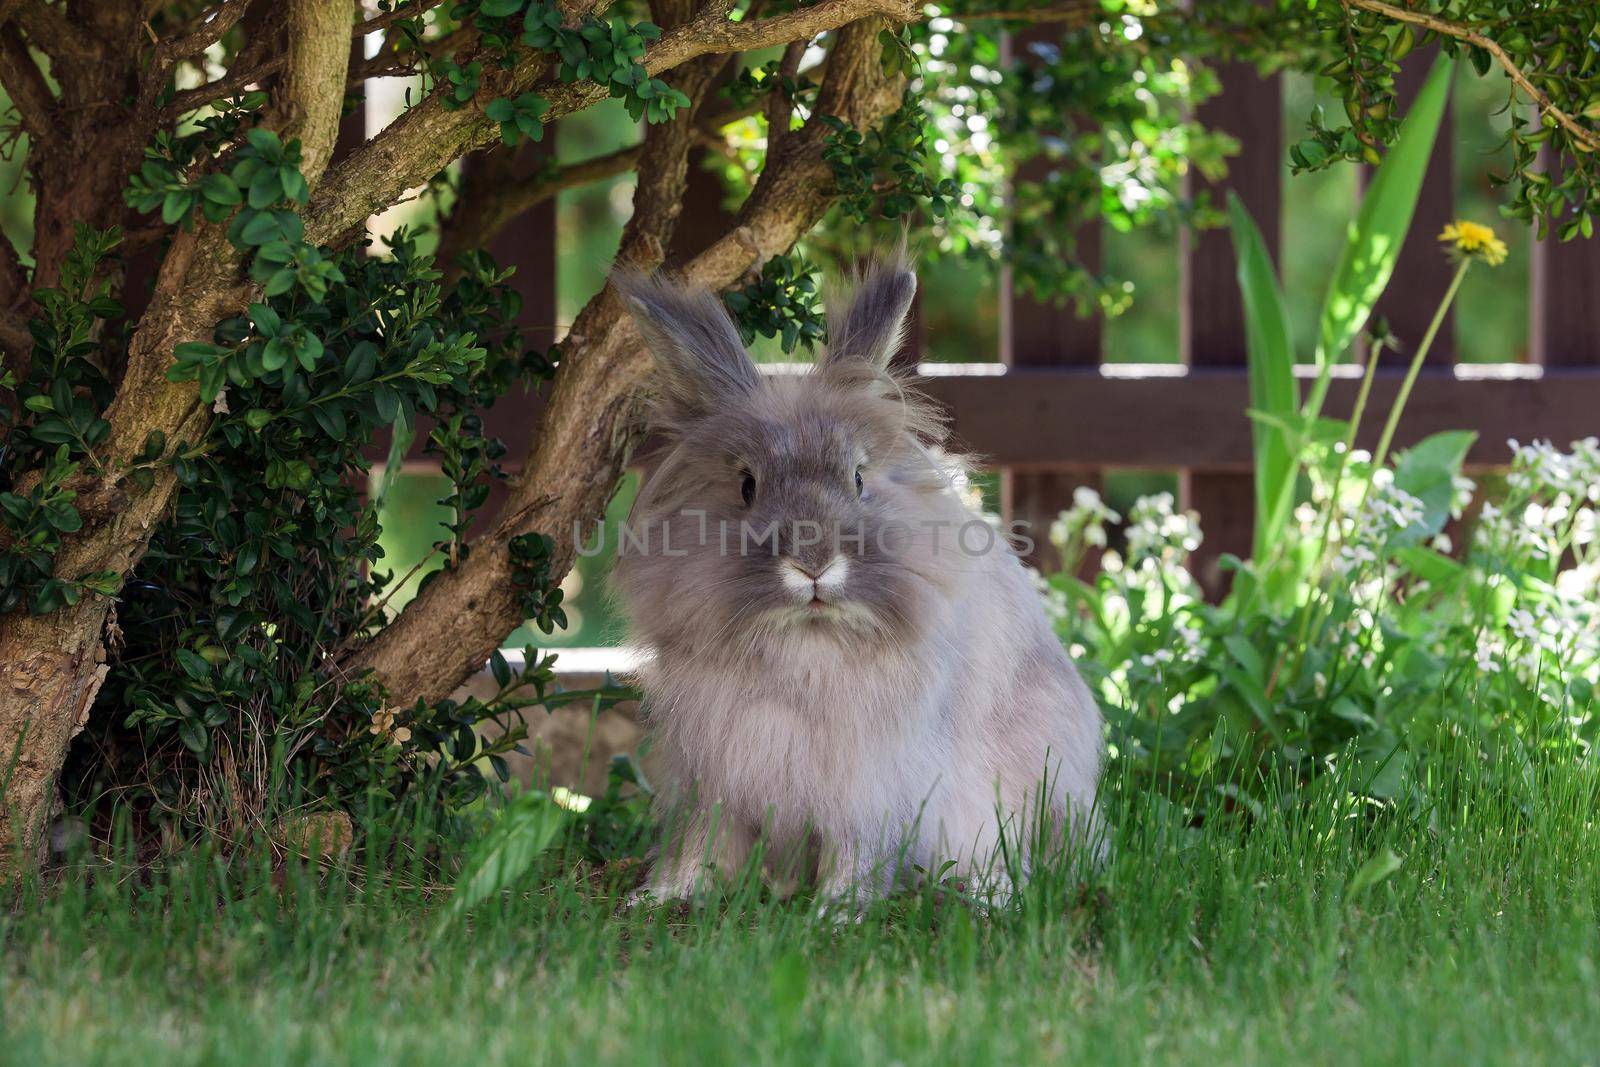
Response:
[261,338,291,372]
[1223,634,1265,684]
[1392,430,1476,542]
[200,173,242,206]
[177,718,209,755]
[248,302,283,337]
[161,189,194,225]
[311,403,346,440]
[1346,847,1403,897]
[175,648,212,682]
[238,210,282,246]
[374,404,413,511]
[1309,55,1453,414]
[1228,193,1299,561]
[433,789,566,934]
[174,341,229,363]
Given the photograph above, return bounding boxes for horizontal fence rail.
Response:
[917,364,1600,470]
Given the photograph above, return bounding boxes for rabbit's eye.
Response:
[854,466,865,497]
[739,470,756,507]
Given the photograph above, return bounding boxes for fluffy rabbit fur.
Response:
[613,259,1104,902]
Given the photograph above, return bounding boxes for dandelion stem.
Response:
[1369,258,1471,475]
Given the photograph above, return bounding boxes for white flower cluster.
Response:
[1049,486,1122,556]
[1476,438,1600,564]
[1324,470,1428,579]
[1505,437,1600,500]
[1499,599,1600,700]
[1123,492,1202,563]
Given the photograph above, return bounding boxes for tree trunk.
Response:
[0,0,352,881]
[0,603,110,875]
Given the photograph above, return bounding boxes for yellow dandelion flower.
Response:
[1439,220,1507,267]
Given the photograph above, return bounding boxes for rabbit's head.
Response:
[613,259,971,658]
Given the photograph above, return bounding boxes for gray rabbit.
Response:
[613,257,1103,903]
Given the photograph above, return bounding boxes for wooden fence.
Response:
[353,45,1600,601]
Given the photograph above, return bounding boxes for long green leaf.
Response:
[1308,54,1454,417]
[373,405,414,512]
[1227,192,1298,559]
[433,788,566,935]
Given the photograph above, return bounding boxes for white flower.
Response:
[1508,608,1540,645]
[1572,508,1596,547]
[1140,648,1175,668]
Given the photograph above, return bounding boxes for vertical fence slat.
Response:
[462,136,558,531]
[1181,55,1282,598]
[1372,52,1455,361]
[1531,200,1600,368]
[669,148,737,265]
[998,28,1104,574]
[490,137,559,453]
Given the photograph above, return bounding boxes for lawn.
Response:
[6,742,1598,1067]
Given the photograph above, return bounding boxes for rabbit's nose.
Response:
[780,554,850,599]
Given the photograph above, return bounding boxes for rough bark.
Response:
[341,19,904,706]
[0,0,351,881]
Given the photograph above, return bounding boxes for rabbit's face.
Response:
[632,375,952,644]
[615,259,960,653]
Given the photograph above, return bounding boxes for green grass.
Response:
[6,741,1600,1066]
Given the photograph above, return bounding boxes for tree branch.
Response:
[765,39,804,154]
[340,18,905,705]
[0,306,29,363]
[14,1,91,64]
[0,23,55,138]
[355,0,447,35]
[1344,0,1600,154]
[161,52,286,117]
[303,0,917,248]
[277,0,355,186]
[429,80,793,263]
[157,0,254,63]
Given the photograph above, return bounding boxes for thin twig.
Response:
[765,39,804,152]
[1345,0,1600,154]
[157,0,253,63]
[162,54,286,116]
[354,0,448,36]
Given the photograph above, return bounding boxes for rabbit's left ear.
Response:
[615,270,760,424]
[821,256,918,371]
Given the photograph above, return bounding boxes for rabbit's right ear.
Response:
[615,271,759,424]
